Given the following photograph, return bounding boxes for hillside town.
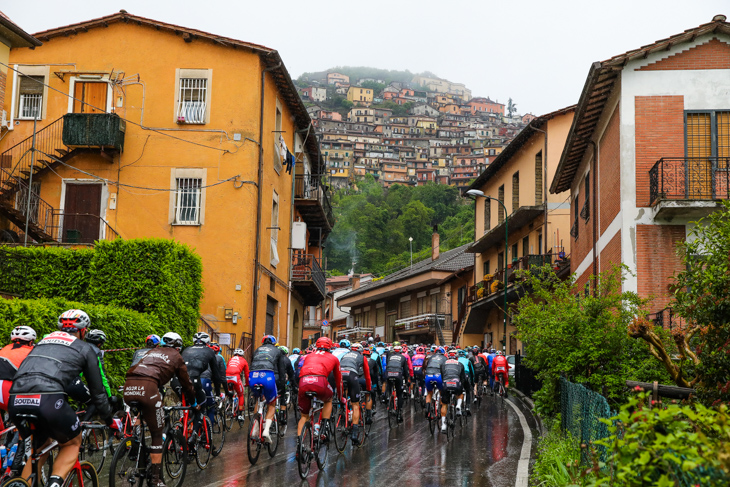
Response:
[299,72,533,189]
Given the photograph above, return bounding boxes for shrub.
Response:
[0,246,93,300]
[0,297,162,392]
[531,418,582,487]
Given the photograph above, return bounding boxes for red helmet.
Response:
[416,346,425,354]
[362,348,372,356]
[448,350,458,358]
[315,337,333,351]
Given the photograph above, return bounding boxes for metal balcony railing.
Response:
[336,326,373,339]
[291,253,326,297]
[294,174,335,227]
[570,216,578,240]
[580,200,590,222]
[649,157,730,204]
[45,210,120,244]
[648,307,687,333]
[393,313,453,332]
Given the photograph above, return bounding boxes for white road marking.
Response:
[506,398,532,487]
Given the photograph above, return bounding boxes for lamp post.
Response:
[466,189,509,353]
[409,236,413,268]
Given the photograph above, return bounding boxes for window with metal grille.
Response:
[177,78,207,124]
[174,178,201,224]
[17,75,44,120]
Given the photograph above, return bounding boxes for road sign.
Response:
[322,320,329,326]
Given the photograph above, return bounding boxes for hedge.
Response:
[87,239,203,339]
[0,297,163,392]
[0,246,94,301]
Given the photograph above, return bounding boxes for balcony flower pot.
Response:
[477,288,485,299]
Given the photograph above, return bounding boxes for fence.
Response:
[560,377,613,464]
[514,352,541,398]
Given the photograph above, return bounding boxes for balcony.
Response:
[62,113,126,152]
[291,253,326,305]
[294,174,335,242]
[336,326,373,340]
[649,157,729,219]
[393,313,452,333]
[303,319,324,330]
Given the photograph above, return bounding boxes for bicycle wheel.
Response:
[333,407,348,454]
[247,413,262,465]
[79,425,109,475]
[65,461,99,487]
[427,402,436,435]
[314,422,328,471]
[211,409,225,457]
[194,416,212,470]
[109,438,141,487]
[267,417,280,457]
[162,432,187,487]
[388,393,398,429]
[0,479,30,487]
[246,390,256,421]
[297,422,312,479]
[355,418,366,448]
[447,405,456,440]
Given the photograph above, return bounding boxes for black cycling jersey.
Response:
[385,352,409,377]
[424,354,447,375]
[202,353,226,381]
[250,344,288,381]
[441,358,467,383]
[182,344,223,394]
[340,351,366,377]
[367,357,381,388]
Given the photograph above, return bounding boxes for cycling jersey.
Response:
[492,355,509,387]
[130,347,152,367]
[366,357,381,390]
[0,342,33,381]
[250,344,288,381]
[182,344,223,395]
[424,353,447,375]
[298,350,343,412]
[340,351,372,393]
[458,357,475,382]
[411,353,426,374]
[440,358,467,404]
[202,353,226,382]
[332,347,349,362]
[385,352,410,379]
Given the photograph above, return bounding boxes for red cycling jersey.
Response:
[402,352,413,377]
[299,351,343,398]
[226,356,250,386]
[492,355,509,387]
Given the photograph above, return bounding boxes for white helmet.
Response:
[233,348,245,356]
[161,332,183,349]
[10,326,36,343]
[58,309,91,331]
[193,332,210,345]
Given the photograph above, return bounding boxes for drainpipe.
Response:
[251,58,282,345]
[587,139,598,296]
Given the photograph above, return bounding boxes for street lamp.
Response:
[409,237,413,268]
[466,189,509,353]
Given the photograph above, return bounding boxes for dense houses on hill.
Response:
[298,74,525,190]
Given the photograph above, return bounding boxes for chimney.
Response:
[351,275,361,290]
[432,225,440,261]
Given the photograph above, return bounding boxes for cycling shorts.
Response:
[249,371,277,403]
[123,378,165,451]
[298,375,333,413]
[425,374,442,392]
[9,393,80,445]
[441,377,464,404]
[0,380,12,410]
[227,375,245,401]
[343,371,361,403]
[413,367,424,379]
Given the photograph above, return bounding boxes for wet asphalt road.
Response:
[102,393,539,486]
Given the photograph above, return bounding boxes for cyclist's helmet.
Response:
[416,346,425,354]
[497,350,504,356]
[393,344,402,352]
[457,349,467,357]
[351,343,363,352]
[378,342,385,347]
[339,339,351,348]
[193,332,210,345]
[437,347,446,354]
[490,349,497,354]
[448,350,458,358]
[161,332,183,350]
[145,334,161,348]
[210,342,221,353]
[233,348,245,357]
[262,335,277,345]
[362,347,372,357]
[10,326,36,343]
[58,309,91,332]
[278,345,289,355]
[292,348,301,354]
[430,345,437,352]
[86,329,107,346]
[367,337,374,343]
[392,341,401,347]
[316,337,333,351]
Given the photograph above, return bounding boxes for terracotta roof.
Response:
[0,11,41,47]
[30,10,322,171]
[551,14,730,193]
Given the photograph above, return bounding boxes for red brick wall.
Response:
[574,267,593,296]
[600,230,621,273]
[636,225,685,312]
[635,96,684,207]
[599,106,620,234]
[570,175,593,275]
[637,39,730,71]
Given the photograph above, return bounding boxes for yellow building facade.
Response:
[346,86,373,105]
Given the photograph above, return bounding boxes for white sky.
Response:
[3,1,728,115]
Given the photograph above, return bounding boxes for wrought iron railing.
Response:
[648,307,687,333]
[649,157,730,204]
[336,326,373,339]
[580,199,590,221]
[570,216,578,240]
[302,319,324,330]
[393,312,452,332]
[44,211,119,244]
[199,315,237,361]
[293,174,335,227]
[291,253,326,297]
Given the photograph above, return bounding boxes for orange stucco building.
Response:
[0,12,332,352]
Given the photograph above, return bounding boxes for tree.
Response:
[629,202,730,404]
[507,98,517,117]
[514,266,670,416]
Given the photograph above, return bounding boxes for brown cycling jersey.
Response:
[125,347,195,404]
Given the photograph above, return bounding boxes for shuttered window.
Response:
[483,198,491,233]
[535,151,543,204]
[17,75,44,119]
[498,185,505,224]
[512,172,519,213]
[376,308,385,327]
[400,299,411,318]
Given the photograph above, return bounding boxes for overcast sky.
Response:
[4,1,728,115]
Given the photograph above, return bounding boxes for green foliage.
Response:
[587,394,730,486]
[324,177,473,276]
[298,66,436,86]
[532,418,582,487]
[514,266,670,416]
[0,246,94,301]
[376,101,413,116]
[359,81,386,94]
[87,239,203,340]
[0,297,162,392]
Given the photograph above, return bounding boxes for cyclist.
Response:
[124,332,197,487]
[85,329,113,397]
[384,343,410,423]
[423,347,447,418]
[249,335,288,443]
[486,348,497,394]
[333,339,350,361]
[339,342,372,445]
[492,351,509,396]
[469,347,487,402]
[411,346,427,399]
[0,326,36,411]
[225,348,250,422]
[457,349,475,415]
[130,334,161,366]
[440,350,467,433]
[9,310,121,487]
[181,332,224,448]
[362,347,380,419]
[296,337,342,450]
[278,345,296,426]
[201,342,227,429]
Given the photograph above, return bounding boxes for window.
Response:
[523,236,529,257]
[498,185,505,223]
[17,75,44,120]
[173,178,202,225]
[483,260,490,277]
[417,296,427,314]
[686,111,730,167]
[535,151,543,204]
[498,252,504,270]
[177,78,207,123]
[512,172,519,212]
[512,243,518,261]
[274,104,283,173]
[271,191,280,266]
[582,173,590,221]
[538,231,543,255]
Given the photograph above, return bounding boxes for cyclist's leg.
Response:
[200,378,215,424]
[260,372,278,441]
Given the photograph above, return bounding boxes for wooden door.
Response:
[62,184,102,244]
[73,82,107,113]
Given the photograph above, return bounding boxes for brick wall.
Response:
[637,38,730,71]
[574,267,593,296]
[599,230,621,273]
[599,106,620,234]
[570,174,593,275]
[635,96,684,207]
[636,224,685,312]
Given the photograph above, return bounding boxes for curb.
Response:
[511,388,544,437]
